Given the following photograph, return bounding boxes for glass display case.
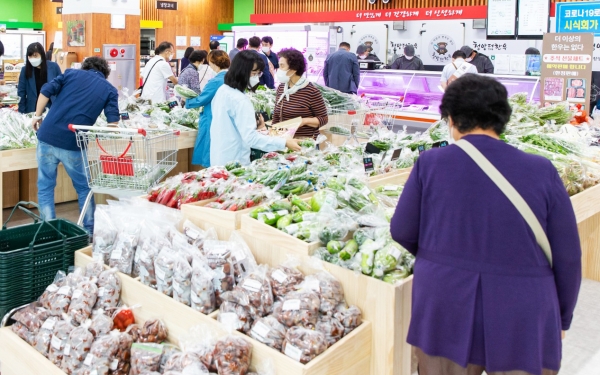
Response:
[357,70,541,121]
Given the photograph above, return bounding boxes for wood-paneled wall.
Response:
[33,0,62,50]
[255,0,579,14]
[140,0,234,51]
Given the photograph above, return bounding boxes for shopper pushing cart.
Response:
[31,56,120,236]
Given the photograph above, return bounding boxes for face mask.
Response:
[262,47,270,54]
[249,75,260,87]
[405,56,414,60]
[29,57,42,67]
[276,69,291,83]
[465,57,473,62]
[359,55,367,60]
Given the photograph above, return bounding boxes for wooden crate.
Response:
[368,172,411,188]
[0,328,66,375]
[2,171,20,208]
[570,184,600,282]
[74,247,372,375]
[19,165,79,205]
[181,200,255,240]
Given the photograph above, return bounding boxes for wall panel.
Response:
[254,0,578,14]
[33,0,62,50]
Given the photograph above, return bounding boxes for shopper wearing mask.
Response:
[272,48,328,140]
[247,36,275,89]
[324,42,360,94]
[17,42,62,114]
[229,38,248,62]
[356,44,380,62]
[390,45,424,70]
[140,41,178,103]
[185,50,230,167]
[391,74,581,375]
[459,46,494,74]
[440,50,478,90]
[177,50,207,98]
[180,47,195,71]
[31,57,120,236]
[210,50,301,166]
[261,36,279,79]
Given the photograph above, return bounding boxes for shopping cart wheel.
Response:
[77,190,94,228]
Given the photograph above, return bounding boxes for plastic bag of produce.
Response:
[136,318,169,343]
[11,303,49,344]
[77,331,120,375]
[130,343,164,375]
[373,241,406,277]
[109,223,141,275]
[48,281,73,317]
[236,264,274,317]
[316,315,345,347]
[268,257,305,300]
[182,220,214,250]
[61,319,94,374]
[282,326,327,364]
[213,335,252,375]
[179,325,218,372]
[85,260,105,279]
[33,316,59,356]
[249,315,287,351]
[218,289,258,333]
[333,305,362,336]
[229,231,258,284]
[190,256,216,314]
[68,277,99,325]
[48,314,76,365]
[300,271,344,314]
[155,246,177,297]
[89,309,113,337]
[272,291,320,328]
[39,271,67,310]
[173,252,193,306]
[110,330,134,374]
[203,240,235,306]
[93,206,118,265]
[174,84,199,99]
[160,344,182,373]
[94,268,122,313]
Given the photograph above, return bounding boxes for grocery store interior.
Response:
[1,0,600,374]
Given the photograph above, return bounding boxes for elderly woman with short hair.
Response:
[391,74,582,375]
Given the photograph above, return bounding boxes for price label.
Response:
[155,266,166,281]
[363,157,374,173]
[84,354,95,367]
[251,321,271,340]
[111,249,123,260]
[120,112,130,121]
[220,313,240,329]
[72,289,83,300]
[271,269,288,283]
[417,145,426,154]
[168,101,179,109]
[432,141,449,148]
[364,143,381,154]
[51,335,63,350]
[184,226,201,240]
[57,286,71,296]
[110,359,119,371]
[242,279,262,293]
[390,148,402,161]
[46,284,59,293]
[64,344,71,356]
[305,278,320,292]
[42,318,57,331]
[284,224,299,235]
[265,212,276,220]
[277,210,289,216]
[389,247,402,261]
[284,343,304,362]
[282,299,301,311]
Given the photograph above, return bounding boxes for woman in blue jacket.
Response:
[18,42,61,114]
[185,50,230,167]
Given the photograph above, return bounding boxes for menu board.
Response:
[487,0,517,39]
[518,0,550,39]
[540,33,593,111]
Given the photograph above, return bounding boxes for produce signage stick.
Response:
[363,157,374,173]
[168,100,179,109]
[390,148,402,161]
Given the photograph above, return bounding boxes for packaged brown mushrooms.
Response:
[282,326,327,364]
[272,291,320,329]
[213,335,252,375]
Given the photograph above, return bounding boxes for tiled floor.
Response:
[3,202,600,375]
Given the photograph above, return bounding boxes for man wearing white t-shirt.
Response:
[440,50,478,90]
[140,41,178,103]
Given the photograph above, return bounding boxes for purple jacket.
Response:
[391,135,581,375]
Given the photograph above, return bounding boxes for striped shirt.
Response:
[272,82,329,139]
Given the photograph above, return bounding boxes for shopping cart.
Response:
[70,125,180,225]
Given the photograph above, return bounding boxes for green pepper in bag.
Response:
[339,239,358,261]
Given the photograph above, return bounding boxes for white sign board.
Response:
[518,0,549,37]
[63,0,141,16]
[487,0,517,37]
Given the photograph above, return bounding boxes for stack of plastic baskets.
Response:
[0,202,89,318]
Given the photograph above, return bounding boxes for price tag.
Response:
[120,112,130,121]
[284,343,304,362]
[389,247,402,261]
[220,312,240,329]
[384,185,400,191]
[302,213,317,222]
[242,279,262,293]
[51,335,63,350]
[417,145,426,154]
[265,212,276,220]
[363,157,374,173]
[173,280,184,294]
[111,249,123,260]
[64,344,71,356]
[110,359,119,371]
[284,224,299,235]
[42,318,57,331]
[305,278,320,292]
[57,286,71,296]
[72,289,83,300]
[84,354,95,367]
[251,321,271,340]
[271,269,288,283]
[168,101,178,109]
[282,299,301,311]
[390,148,402,161]
[184,226,201,240]
[277,210,289,216]
[432,141,449,148]
[46,284,59,293]
[191,292,203,304]
[98,287,105,297]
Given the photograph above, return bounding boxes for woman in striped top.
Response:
[272,49,328,139]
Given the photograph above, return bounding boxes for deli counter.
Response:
[355,70,541,129]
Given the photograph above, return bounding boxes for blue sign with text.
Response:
[556,2,600,36]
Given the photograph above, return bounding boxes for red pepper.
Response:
[113,308,135,332]
[227,204,238,211]
[246,200,255,208]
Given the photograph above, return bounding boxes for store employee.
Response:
[389,45,424,70]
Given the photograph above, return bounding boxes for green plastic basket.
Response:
[0,202,89,318]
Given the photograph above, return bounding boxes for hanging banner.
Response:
[540,33,593,110]
[556,2,600,36]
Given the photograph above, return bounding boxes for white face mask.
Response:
[249,75,260,87]
[29,57,42,67]
[359,55,367,60]
[465,57,473,62]
[276,69,291,84]
[262,46,271,54]
[405,56,414,60]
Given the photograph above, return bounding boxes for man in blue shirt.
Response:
[248,36,274,89]
[324,42,360,94]
[31,57,120,235]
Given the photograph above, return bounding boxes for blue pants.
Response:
[36,141,95,234]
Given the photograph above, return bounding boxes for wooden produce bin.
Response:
[74,247,373,375]
[570,183,600,281]
[0,328,66,375]
[2,171,20,208]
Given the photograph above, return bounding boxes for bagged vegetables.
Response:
[95,269,122,312]
[273,291,320,328]
[218,289,258,333]
[48,315,76,365]
[301,272,344,314]
[236,264,274,317]
[155,246,177,297]
[249,315,287,351]
[68,278,99,325]
[204,240,234,306]
[10,303,49,344]
[130,343,164,375]
[315,316,344,347]
[173,252,193,306]
[137,319,169,343]
[39,271,66,310]
[74,326,119,375]
[111,331,134,374]
[191,257,216,314]
[333,305,362,336]
[61,320,94,374]
[33,316,59,356]
[282,327,327,364]
[93,206,118,264]
[213,336,252,375]
[268,259,305,300]
[89,310,114,337]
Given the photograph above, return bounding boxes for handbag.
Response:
[455,139,553,267]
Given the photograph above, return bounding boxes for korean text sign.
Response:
[556,2,600,36]
[540,33,593,110]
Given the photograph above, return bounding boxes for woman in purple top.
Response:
[177,50,207,97]
[391,74,581,375]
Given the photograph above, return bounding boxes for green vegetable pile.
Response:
[174,84,199,99]
[0,110,38,150]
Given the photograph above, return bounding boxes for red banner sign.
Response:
[250,6,489,24]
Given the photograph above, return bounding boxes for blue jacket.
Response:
[250,50,274,89]
[323,49,360,94]
[185,70,226,167]
[18,61,61,114]
[38,69,120,151]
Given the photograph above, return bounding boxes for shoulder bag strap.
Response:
[455,139,553,267]
[139,58,161,95]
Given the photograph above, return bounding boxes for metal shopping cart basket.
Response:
[70,125,180,225]
[325,97,403,144]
